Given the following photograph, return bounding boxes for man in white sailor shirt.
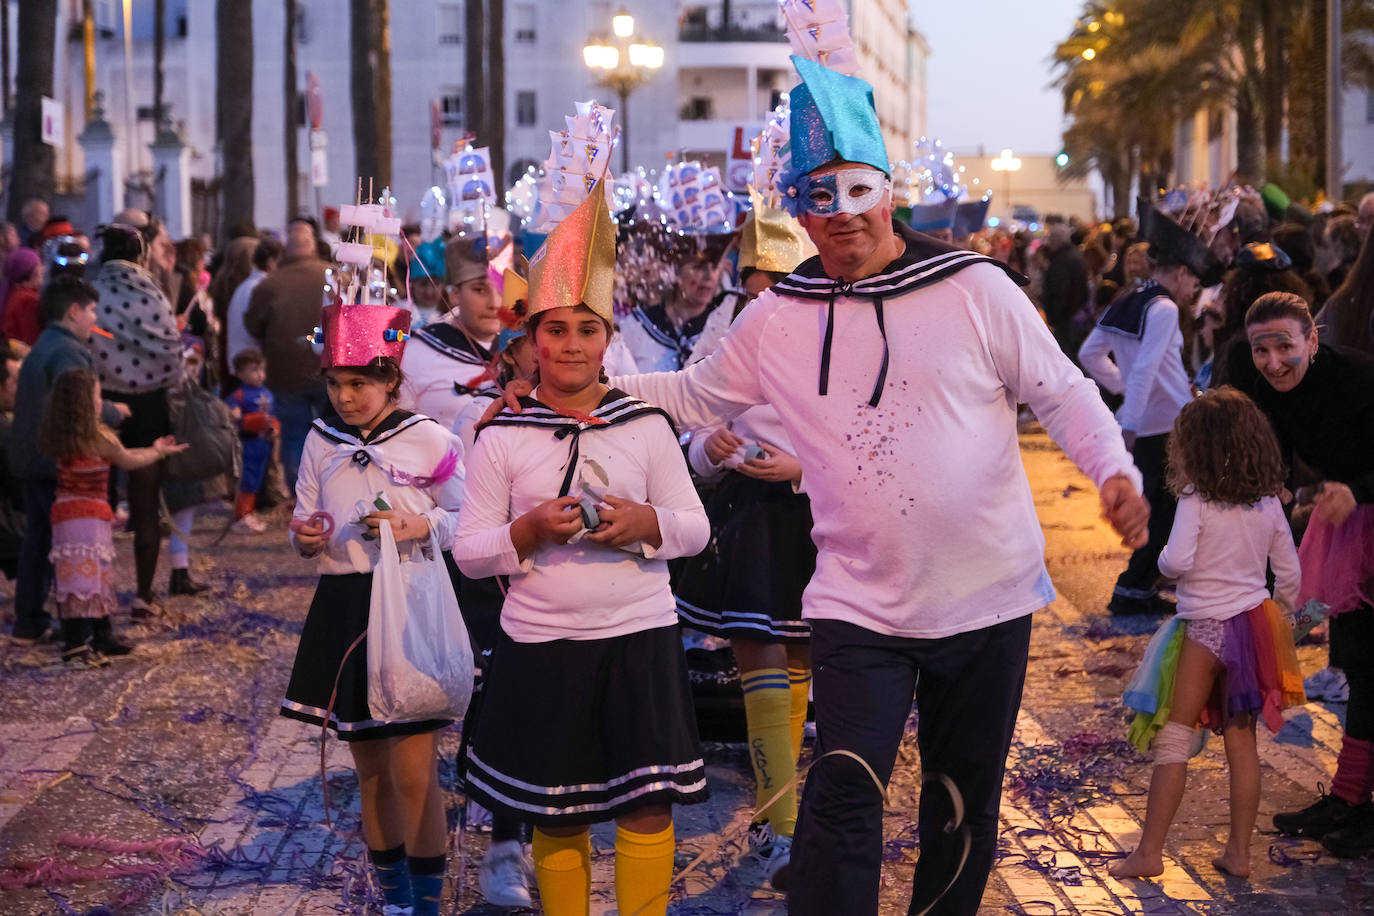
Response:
[494,157,1150,915]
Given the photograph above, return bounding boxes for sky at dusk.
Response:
[915,0,1087,157]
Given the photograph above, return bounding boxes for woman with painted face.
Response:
[1225,291,1374,858]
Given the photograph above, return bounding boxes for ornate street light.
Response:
[583,8,663,173]
[991,148,1021,222]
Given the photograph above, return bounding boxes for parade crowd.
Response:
[3,49,1374,916]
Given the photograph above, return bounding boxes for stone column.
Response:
[149,112,191,239]
[78,91,123,226]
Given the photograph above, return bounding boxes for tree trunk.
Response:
[154,0,165,129]
[351,0,391,189]
[81,0,95,122]
[465,0,485,143]
[487,0,504,183]
[1,0,12,116]
[1287,0,1325,193]
[6,0,56,224]
[1235,90,1262,183]
[1260,0,1288,178]
[216,0,254,235]
[284,0,300,221]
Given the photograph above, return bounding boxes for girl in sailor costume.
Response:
[453,183,710,916]
[672,198,820,889]
[619,232,736,372]
[281,302,464,916]
[398,235,505,430]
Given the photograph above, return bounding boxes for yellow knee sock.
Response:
[741,667,797,836]
[531,827,591,916]
[614,822,674,916]
[788,664,812,763]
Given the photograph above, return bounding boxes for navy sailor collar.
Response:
[478,387,675,438]
[312,409,433,448]
[631,290,730,368]
[414,321,494,365]
[764,222,1026,408]
[1096,279,1171,339]
[771,221,1027,301]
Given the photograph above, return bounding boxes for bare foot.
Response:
[1108,849,1164,878]
[1212,848,1250,878]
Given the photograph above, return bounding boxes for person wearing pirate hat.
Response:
[619,228,737,373]
[1080,197,1221,617]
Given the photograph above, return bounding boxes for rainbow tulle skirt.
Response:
[1123,599,1305,752]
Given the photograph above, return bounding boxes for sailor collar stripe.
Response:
[772,248,1019,301]
[479,392,676,437]
[631,306,684,351]
[414,325,490,364]
[311,412,435,448]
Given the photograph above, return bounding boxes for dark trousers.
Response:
[276,385,331,492]
[1114,433,1176,600]
[14,477,57,639]
[789,615,1033,916]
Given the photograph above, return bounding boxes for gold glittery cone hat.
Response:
[526,177,616,324]
[741,188,817,273]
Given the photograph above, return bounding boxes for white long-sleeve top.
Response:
[289,411,465,575]
[1157,493,1300,619]
[1078,289,1192,437]
[398,324,497,431]
[226,269,267,367]
[612,257,1141,639]
[453,392,710,642]
[687,403,795,479]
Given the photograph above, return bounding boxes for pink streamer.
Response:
[389,446,460,488]
[290,511,335,536]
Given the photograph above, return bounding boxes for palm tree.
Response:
[351,0,392,191]
[464,0,485,146]
[6,0,57,224]
[285,0,300,221]
[487,0,505,185]
[1,0,12,117]
[216,0,254,234]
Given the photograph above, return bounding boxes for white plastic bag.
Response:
[367,519,473,722]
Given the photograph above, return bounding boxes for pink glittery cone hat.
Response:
[314,303,413,368]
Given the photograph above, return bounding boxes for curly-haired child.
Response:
[1111,386,1304,879]
[38,368,185,666]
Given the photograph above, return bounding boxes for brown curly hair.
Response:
[1166,386,1285,505]
[38,368,109,460]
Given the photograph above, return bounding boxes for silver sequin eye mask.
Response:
[795,168,890,216]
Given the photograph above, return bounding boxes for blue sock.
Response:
[408,853,446,916]
[368,844,412,907]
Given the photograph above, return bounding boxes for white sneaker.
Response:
[747,821,776,857]
[763,834,793,890]
[232,513,269,534]
[381,906,414,916]
[479,839,533,908]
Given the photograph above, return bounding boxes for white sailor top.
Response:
[613,223,1142,640]
[1078,279,1192,438]
[398,321,498,431]
[290,410,466,576]
[619,295,734,373]
[453,389,710,643]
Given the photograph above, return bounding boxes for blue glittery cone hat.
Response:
[788,55,889,177]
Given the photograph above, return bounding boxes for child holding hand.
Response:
[38,368,185,665]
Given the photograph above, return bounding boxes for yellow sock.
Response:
[741,668,797,836]
[614,822,674,916]
[531,827,591,916]
[788,664,812,763]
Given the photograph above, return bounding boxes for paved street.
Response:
[2,429,1371,915]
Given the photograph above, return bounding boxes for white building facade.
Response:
[5,0,928,235]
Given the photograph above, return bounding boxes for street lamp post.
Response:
[583,7,664,174]
[990,148,1021,223]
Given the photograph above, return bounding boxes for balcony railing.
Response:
[679,21,786,43]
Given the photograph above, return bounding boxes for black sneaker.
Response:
[9,624,57,647]
[1273,790,1361,838]
[1320,805,1374,857]
[1107,594,1175,617]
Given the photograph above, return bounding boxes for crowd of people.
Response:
[3,53,1374,916]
